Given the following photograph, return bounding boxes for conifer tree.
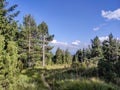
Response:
[38,22,54,66]
[55,48,63,64]
[18,14,37,67]
[0,0,19,89]
[64,49,72,64]
[0,35,19,89]
[91,36,102,58]
[98,33,119,81]
[0,0,19,41]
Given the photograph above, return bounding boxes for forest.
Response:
[0,0,120,90]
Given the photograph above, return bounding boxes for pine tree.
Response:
[64,49,72,64]
[98,33,119,81]
[0,35,5,77]
[114,40,120,77]
[74,49,84,63]
[4,41,19,89]
[38,22,54,66]
[91,36,102,58]
[85,48,91,60]
[0,0,20,89]
[18,14,37,68]
[0,35,19,89]
[103,34,118,61]
[55,48,63,64]
[72,55,77,63]
[0,0,19,41]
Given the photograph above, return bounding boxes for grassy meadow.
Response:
[15,64,120,90]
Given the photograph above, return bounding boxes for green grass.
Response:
[53,78,119,90]
[17,68,48,90]
[6,64,120,90]
[44,64,120,90]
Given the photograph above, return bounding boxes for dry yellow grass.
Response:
[35,64,71,70]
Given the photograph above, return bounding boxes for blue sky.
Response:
[8,0,120,54]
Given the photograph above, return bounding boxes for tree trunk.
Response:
[42,35,45,67]
[28,32,31,67]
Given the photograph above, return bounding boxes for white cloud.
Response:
[72,40,80,46]
[93,27,100,31]
[51,39,81,47]
[93,23,106,31]
[116,37,120,40]
[51,40,57,44]
[99,36,120,42]
[51,39,68,46]
[101,8,120,20]
[99,36,108,42]
[50,40,82,54]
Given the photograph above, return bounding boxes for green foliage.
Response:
[44,65,119,90]
[115,60,120,77]
[91,36,103,58]
[54,79,118,90]
[38,22,54,66]
[18,19,54,67]
[54,48,72,64]
[55,48,64,64]
[18,14,37,68]
[46,52,54,65]
[0,40,19,89]
[98,59,116,82]
[0,35,5,77]
[73,49,88,63]
[98,33,120,82]
[16,68,48,90]
[0,1,20,89]
[0,0,19,41]
[64,49,72,64]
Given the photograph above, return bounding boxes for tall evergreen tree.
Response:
[0,35,19,89]
[0,0,20,89]
[64,49,72,64]
[0,35,5,74]
[73,49,84,63]
[98,33,119,81]
[55,48,63,64]
[38,22,54,66]
[18,14,37,67]
[103,34,118,61]
[0,0,19,41]
[91,36,102,58]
